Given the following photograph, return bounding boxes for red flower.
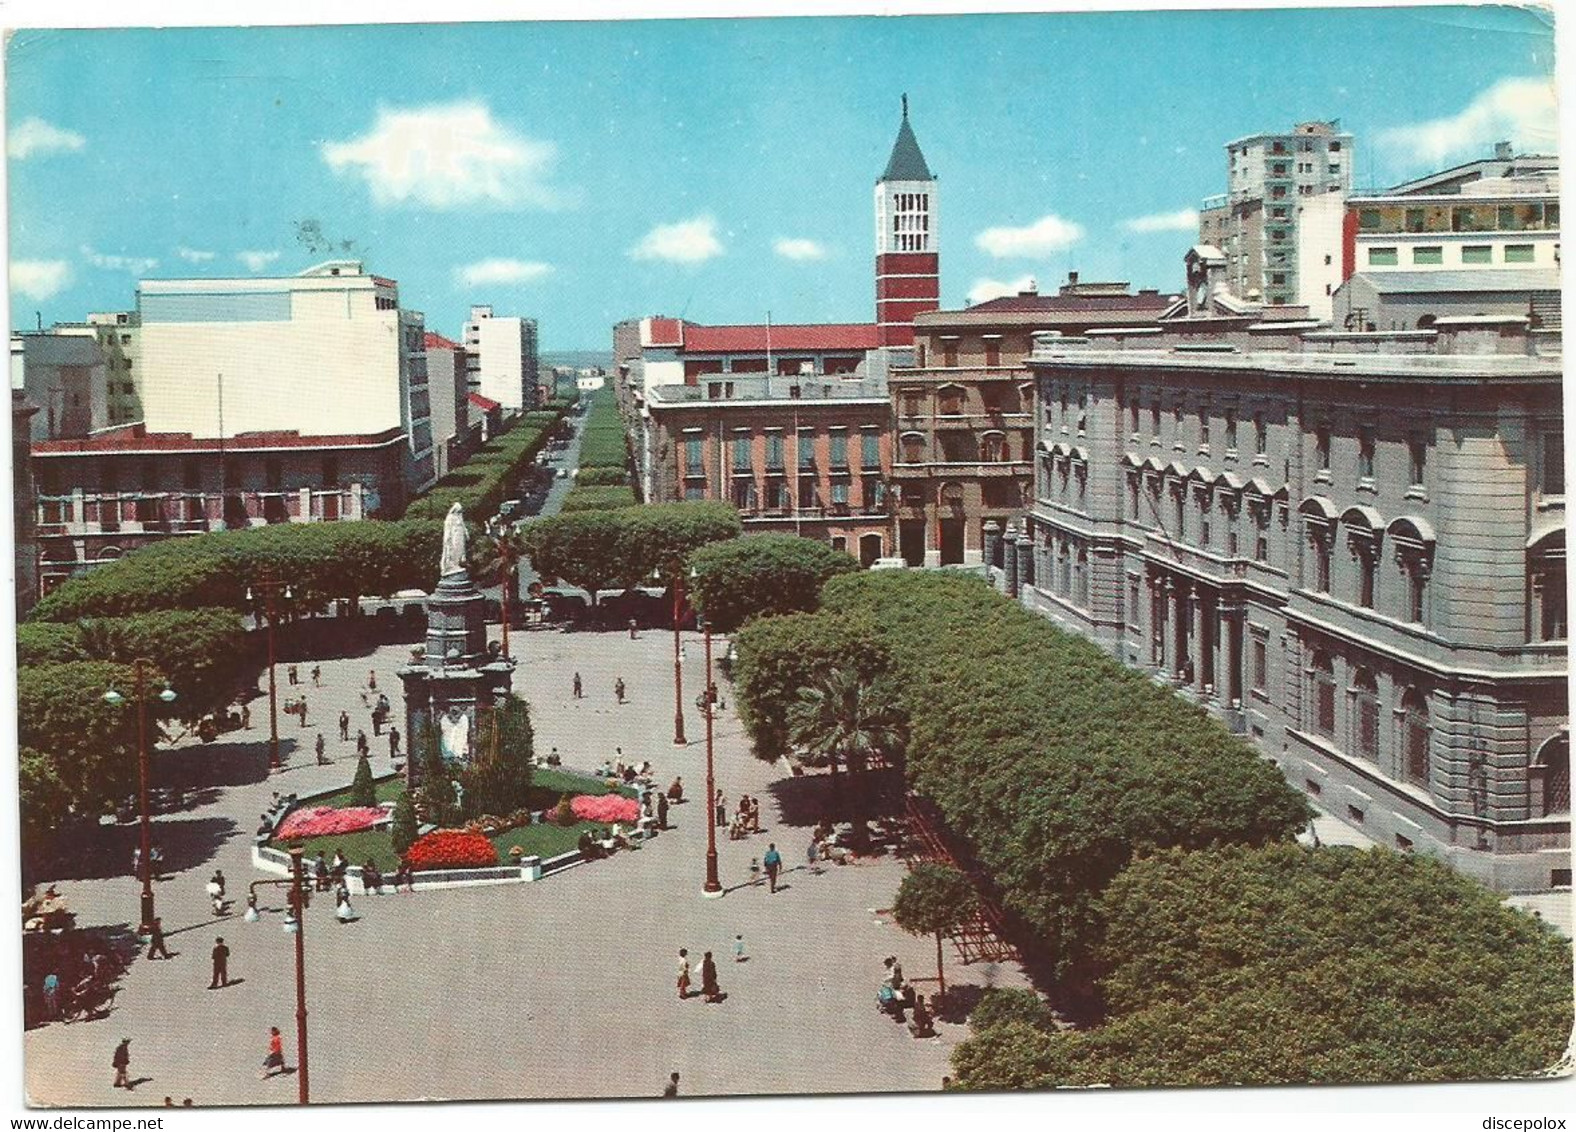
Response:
[406,829,499,870]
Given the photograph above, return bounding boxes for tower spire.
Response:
[902,92,908,120]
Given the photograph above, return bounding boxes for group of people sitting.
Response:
[877,956,938,1038]
[595,753,655,786]
[577,825,634,860]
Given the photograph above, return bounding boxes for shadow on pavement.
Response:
[37,816,240,882]
[764,766,906,827]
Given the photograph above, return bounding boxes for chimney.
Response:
[1495,141,1513,160]
[1067,270,1079,286]
[1019,277,1038,297]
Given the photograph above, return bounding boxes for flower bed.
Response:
[276,806,385,841]
[406,829,499,871]
[570,793,640,824]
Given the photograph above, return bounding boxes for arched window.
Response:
[1388,517,1436,626]
[899,432,925,464]
[1399,687,1431,789]
[1311,651,1337,736]
[981,432,1007,463]
[1533,735,1570,817]
[1351,668,1380,763]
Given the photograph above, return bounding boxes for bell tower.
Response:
[875,95,939,347]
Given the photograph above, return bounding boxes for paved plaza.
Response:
[24,625,1028,1106]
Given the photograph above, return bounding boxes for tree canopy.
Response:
[403,403,569,522]
[686,534,858,632]
[740,570,1311,985]
[731,611,892,765]
[951,844,1574,1088]
[459,696,536,819]
[521,501,740,601]
[892,862,977,939]
[30,519,442,622]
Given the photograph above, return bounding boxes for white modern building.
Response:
[463,304,540,413]
[137,261,431,479]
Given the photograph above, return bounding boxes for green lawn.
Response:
[273,768,626,871]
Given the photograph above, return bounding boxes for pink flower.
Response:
[570,794,640,824]
[275,806,384,840]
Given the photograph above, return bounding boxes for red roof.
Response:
[424,331,461,350]
[33,426,406,455]
[468,392,501,411]
[646,317,685,348]
[681,323,879,354]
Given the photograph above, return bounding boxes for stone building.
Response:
[890,274,1175,566]
[1018,303,1567,891]
[643,368,894,564]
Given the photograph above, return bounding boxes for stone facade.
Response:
[1021,315,1568,892]
[890,276,1174,566]
[645,375,894,564]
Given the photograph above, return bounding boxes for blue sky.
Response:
[5,7,1558,350]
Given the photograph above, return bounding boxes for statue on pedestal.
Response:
[440,502,468,578]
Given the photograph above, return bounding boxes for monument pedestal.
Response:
[398,567,516,789]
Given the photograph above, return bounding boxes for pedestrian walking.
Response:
[656,791,669,830]
[131,845,142,878]
[807,837,820,873]
[372,705,383,736]
[241,701,251,729]
[748,857,760,887]
[388,727,401,758]
[367,670,378,692]
[764,843,782,893]
[310,665,322,688]
[662,1072,680,1098]
[111,1038,132,1089]
[733,933,747,963]
[676,948,692,1000]
[209,937,230,989]
[356,730,369,758]
[715,789,727,828]
[614,677,626,704]
[259,1027,286,1079]
[628,618,638,640]
[41,972,60,1019]
[315,733,328,765]
[287,664,298,686]
[335,885,355,924]
[208,869,227,915]
[750,797,762,834]
[149,842,165,878]
[338,711,350,742]
[313,852,330,893]
[572,672,583,699]
[701,951,722,1003]
[396,859,415,893]
[297,695,308,728]
[146,917,172,960]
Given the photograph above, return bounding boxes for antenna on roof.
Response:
[902,93,908,120]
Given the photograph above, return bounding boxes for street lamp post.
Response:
[485,517,517,661]
[249,845,310,1105]
[103,659,177,937]
[695,616,722,897]
[246,569,292,772]
[671,573,687,748]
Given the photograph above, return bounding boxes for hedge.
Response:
[403,401,569,522]
[576,385,627,471]
[737,570,1311,984]
[952,845,1574,1087]
[30,520,442,622]
[559,486,640,513]
[575,466,629,487]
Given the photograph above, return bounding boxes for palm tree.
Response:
[470,522,529,659]
[786,666,902,835]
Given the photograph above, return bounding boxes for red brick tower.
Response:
[875,95,939,347]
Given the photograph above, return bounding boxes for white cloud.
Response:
[454,258,554,288]
[630,216,724,263]
[238,250,282,273]
[1379,76,1558,167]
[8,117,85,160]
[322,101,564,210]
[10,260,72,300]
[176,246,217,263]
[967,275,1038,305]
[975,214,1084,258]
[80,245,158,274]
[773,237,827,261]
[1122,208,1200,234]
